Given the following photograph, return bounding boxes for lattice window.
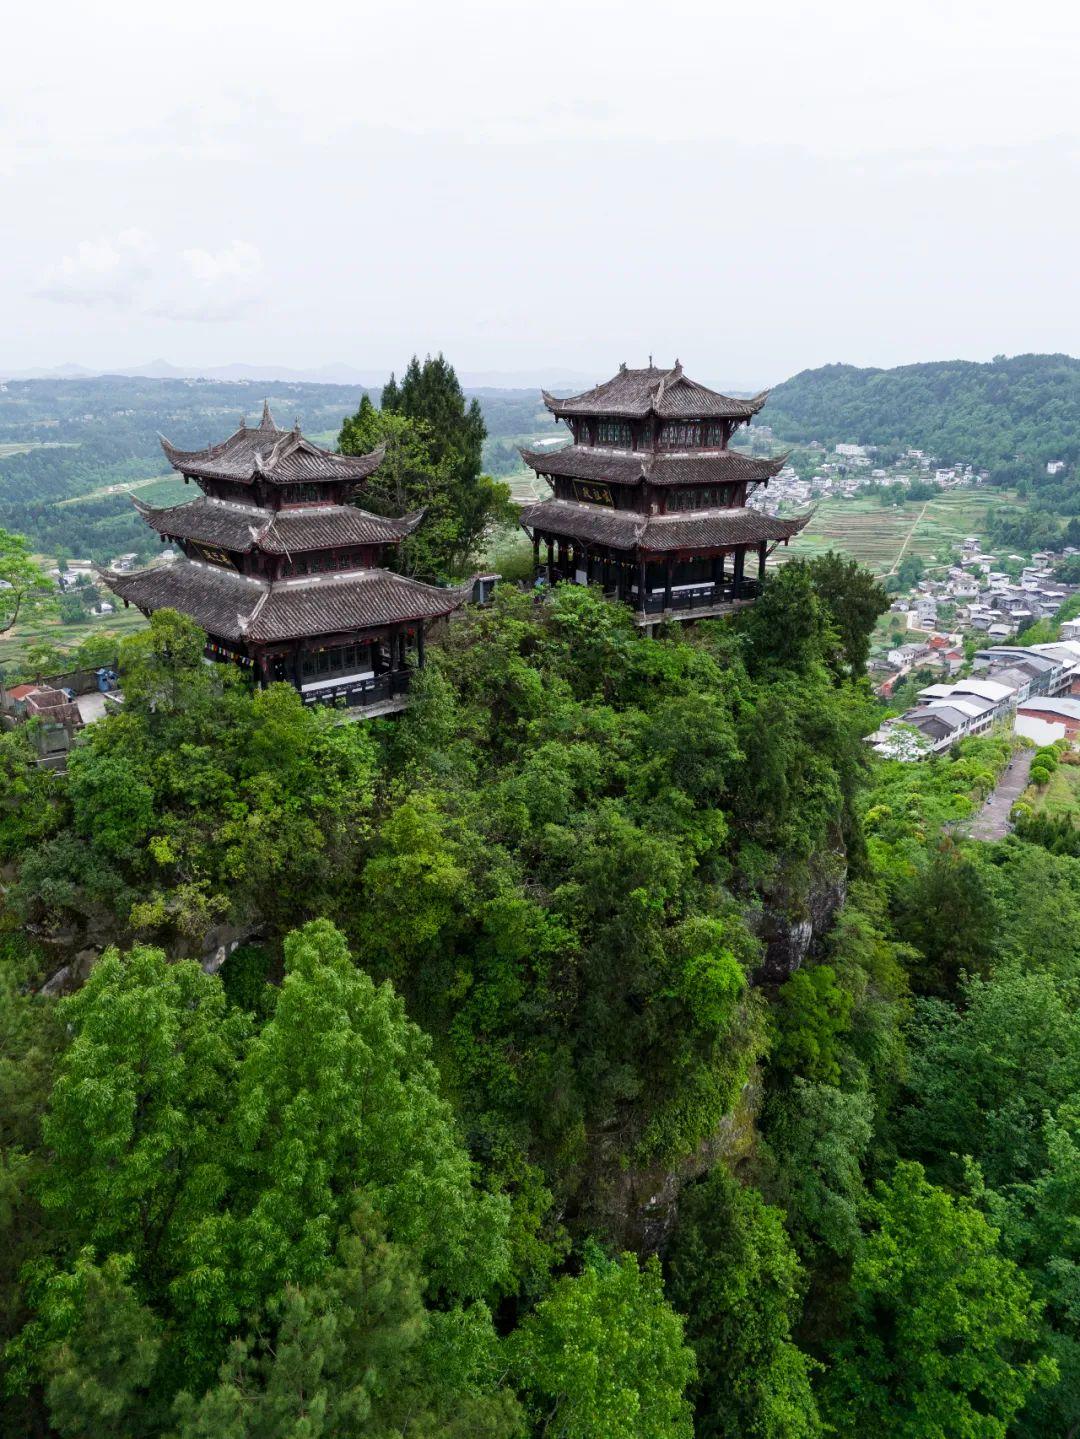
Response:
[597,418,632,447]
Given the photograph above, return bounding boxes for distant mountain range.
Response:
[0,359,605,391]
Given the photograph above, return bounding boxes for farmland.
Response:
[782,488,1018,576]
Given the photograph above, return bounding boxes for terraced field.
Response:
[783,489,1017,576]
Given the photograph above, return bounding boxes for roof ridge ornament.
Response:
[260,398,275,430]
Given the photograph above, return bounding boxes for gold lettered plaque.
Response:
[572,481,614,507]
[193,544,237,569]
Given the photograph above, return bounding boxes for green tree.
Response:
[0,527,55,634]
[666,1168,821,1438]
[9,922,519,1430]
[981,1109,1080,1438]
[769,964,853,1085]
[737,563,839,676]
[339,358,513,581]
[896,965,1080,1191]
[509,1249,695,1439]
[172,1210,522,1439]
[799,553,888,679]
[895,840,999,995]
[824,1161,1055,1438]
[759,1079,873,1261]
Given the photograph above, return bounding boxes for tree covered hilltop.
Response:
[2,541,1079,1436]
[767,353,1080,474]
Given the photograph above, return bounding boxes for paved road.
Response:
[966,748,1034,840]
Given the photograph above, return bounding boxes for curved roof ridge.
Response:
[542,363,768,421]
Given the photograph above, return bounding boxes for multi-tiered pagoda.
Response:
[520,362,809,626]
[102,402,464,711]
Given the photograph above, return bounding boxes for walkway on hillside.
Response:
[887,500,931,575]
[965,747,1034,840]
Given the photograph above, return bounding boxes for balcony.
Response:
[301,669,411,715]
[630,578,762,621]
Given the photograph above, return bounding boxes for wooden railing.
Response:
[301,670,411,709]
[635,579,761,615]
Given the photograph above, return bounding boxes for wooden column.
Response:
[758,541,767,579]
[532,533,540,575]
[292,644,304,691]
[557,538,569,577]
[637,560,647,604]
[663,560,673,610]
[546,538,555,579]
[734,547,745,589]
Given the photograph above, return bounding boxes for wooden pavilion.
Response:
[102,402,465,713]
[520,362,809,626]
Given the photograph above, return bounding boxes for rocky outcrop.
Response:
[33,920,261,995]
[752,836,848,984]
[39,946,101,996]
[587,1070,762,1253]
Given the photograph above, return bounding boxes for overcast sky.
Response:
[3,0,1079,386]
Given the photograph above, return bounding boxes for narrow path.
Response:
[966,748,1034,840]
[887,500,931,575]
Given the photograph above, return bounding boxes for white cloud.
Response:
[182,240,262,285]
[38,231,263,322]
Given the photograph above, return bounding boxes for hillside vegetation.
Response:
[5,553,1080,1435]
[767,353,1080,472]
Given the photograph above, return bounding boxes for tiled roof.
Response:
[160,400,384,486]
[520,444,785,488]
[133,495,424,553]
[99,559,465,644]
[542,364,768,420]
[519,499,811,553]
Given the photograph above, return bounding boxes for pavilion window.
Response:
[301,643,370,681]
[597,419,632,447]
[660,422,706,448]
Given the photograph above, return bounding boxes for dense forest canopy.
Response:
[3,351,1080,1434]
[3,536,1080,1434]
[767,353,1080,472]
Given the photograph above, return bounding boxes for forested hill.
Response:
[766,353,1080,472]
[0,375,550,558]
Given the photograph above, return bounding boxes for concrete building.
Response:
[1014,696,1080,745]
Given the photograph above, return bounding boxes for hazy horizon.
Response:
[5,1,1079,386]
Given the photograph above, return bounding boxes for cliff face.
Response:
[576,830,851,1251]
[33,918,259,995]
[587,1071,763,1253]
[753,835,848,984]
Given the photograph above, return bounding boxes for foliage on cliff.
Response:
[3,558,1078,1435]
